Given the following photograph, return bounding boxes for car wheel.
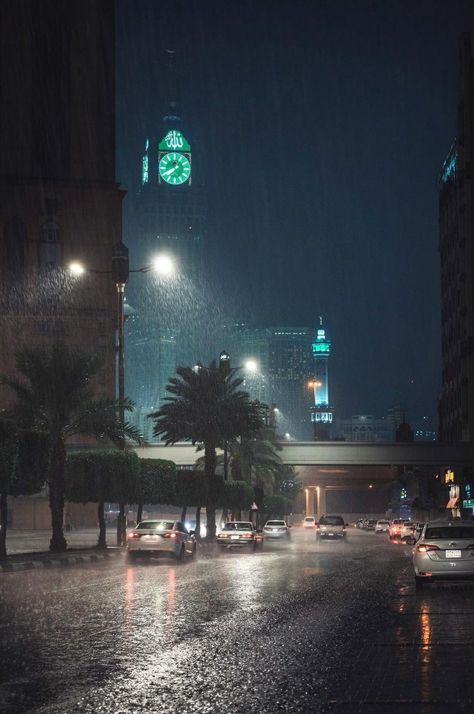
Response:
[176,545,185,562]
[415,577,425,591]
[190,543,197,559]
[127,551,137,561]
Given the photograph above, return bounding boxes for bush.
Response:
[66,449,140,504]
[139,458,177,505]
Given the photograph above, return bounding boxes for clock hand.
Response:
[163,165,178,176]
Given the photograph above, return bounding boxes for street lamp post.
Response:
[68,244,175,546]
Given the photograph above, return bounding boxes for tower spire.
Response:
[163,48,180,122]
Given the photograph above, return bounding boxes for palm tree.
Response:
[1,342,141,552]
[151,361,265,539]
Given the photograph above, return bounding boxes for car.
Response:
[364,519,378,531]
[413,520,474,589]
[303,516,316,528]
[316,515,346,540]
[217,521,262,550]
[356,518,365,529]
[375,519,390,533]
[127,519,196,561]
[388,518,404,540]
[399,521,417,543]
[263,519,291,540]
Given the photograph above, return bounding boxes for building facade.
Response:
[439,33,474,442]
[0,0,121,402]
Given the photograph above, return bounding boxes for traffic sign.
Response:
[462,499,474,508]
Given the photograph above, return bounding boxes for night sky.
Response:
[116,0,474,423]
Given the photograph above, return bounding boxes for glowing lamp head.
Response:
[244,359,258,373]
[68,261,86,277]
[152,254,174,276]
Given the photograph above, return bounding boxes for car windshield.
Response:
[319,516,344,526]
[266,521,286,526]
[222,523,253,531]
[136,521,174,531]
[304,517,314,522]
[425,527,474,540]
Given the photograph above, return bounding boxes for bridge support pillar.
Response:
[316,486,327,519]
[305,488,315,516]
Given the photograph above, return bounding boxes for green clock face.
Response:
[159,152,191,185]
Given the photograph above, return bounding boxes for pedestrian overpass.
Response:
[134,441,474,518]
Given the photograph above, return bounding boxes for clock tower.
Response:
[126,51,206,416]
[134,51,205,281]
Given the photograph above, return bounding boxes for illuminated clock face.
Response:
[159,152,191,185]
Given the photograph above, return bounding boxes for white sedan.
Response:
[127,520,196,561]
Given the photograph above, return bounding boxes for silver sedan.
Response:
[413,520,474,589]
[262,520,291,540]
[127,520,196,561]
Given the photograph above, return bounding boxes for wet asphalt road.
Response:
[1,528,474,714]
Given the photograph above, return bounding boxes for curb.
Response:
[0,549,124,574]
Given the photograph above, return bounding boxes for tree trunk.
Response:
[136,503,143,524]
[221,508,228,525]
[97,501,106,549]
[195,505,201,539]
[0,491,8,561]
[117,503,126,546]
[204,443,217,540]
[48,438,68,553]
[181,505,187,522]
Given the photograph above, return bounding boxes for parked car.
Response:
[127,520,196,561]
[303,516,316,528]
[413,520,474,589]
[316,515,346,540]
[375,519,390,533]
[217,522,262,550]
[263,520,291,540]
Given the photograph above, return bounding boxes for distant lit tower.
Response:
[310,318,333,440]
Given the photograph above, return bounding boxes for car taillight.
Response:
[219,533,228,538]
[163,532,177,539]
[128,532,139,539]
[466,544,474,550]
[416,544,440,553]
[242,533,253,538]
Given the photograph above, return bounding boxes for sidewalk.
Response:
[1,528,124,573]
[1,527,218,573]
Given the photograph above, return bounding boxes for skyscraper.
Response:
[439,33,474,442]
[268,327,314,439]
[126,51,207,412]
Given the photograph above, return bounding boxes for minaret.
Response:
[310,317,334,440]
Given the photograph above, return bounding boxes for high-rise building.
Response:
[126,52,206,411]
[225,324,324,439]
[439,33,474,442]
[0,0,121,400]
[268,327,314,439]
[310,319,334,440]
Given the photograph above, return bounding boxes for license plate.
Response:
[231,535,239,540]
[446,549,462,558]
[272,529,278,532]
